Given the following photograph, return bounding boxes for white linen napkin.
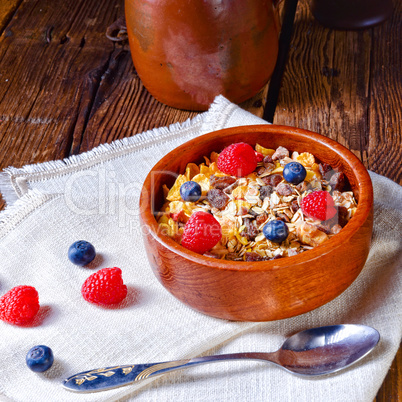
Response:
[0,96,401,402]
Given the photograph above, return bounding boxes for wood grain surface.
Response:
[0,0,400,398]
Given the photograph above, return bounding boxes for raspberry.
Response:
[81,267,127,306]
[0,286,40,325]
[301,190,337,221]
[181,211,222,254]
[255,151,264,163]
[217,142,257,177]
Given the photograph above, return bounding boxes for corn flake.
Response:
[256,144,275,156]
[166,174,187,201]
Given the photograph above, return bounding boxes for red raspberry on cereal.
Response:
[0,285,40,325]
[181,211,222,254]
[82,267,127,306]
[217,142,257,177]
[255,151,264,163]
[301,190,337,221]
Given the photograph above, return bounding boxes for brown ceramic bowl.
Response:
[139,125,373,321]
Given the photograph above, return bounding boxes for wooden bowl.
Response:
[139,125,373,321]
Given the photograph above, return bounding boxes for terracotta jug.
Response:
[125,0,281,111]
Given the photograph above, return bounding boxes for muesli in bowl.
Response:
[157,142,358,261]
[139,125,373,321]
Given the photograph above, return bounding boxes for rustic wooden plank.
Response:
[274,0,401,185]
[78,44,269,153]
[366,0,402,184]
[375,345,401,401]
[0,0,122,171]
[0,0,20,33]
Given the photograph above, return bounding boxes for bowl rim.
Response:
[140,124,373,272]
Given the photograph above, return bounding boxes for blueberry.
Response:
[283,162,307,185]
[68,240,96,266]
[26,345,54,372]
[263,220,289,243]
[180,181,202,202]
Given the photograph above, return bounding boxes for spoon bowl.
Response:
[277,324,380,376]
[63,324,380,393]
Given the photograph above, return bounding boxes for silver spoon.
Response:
[62,324,379,393]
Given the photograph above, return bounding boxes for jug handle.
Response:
[263,0,299,122]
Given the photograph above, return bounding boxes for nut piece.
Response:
[296,222,329,247]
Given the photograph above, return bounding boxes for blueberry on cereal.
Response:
[263,220,289,243]
[283,162,306,185]
[180,181,202,202]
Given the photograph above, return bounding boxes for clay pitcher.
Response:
[125,0,281,111]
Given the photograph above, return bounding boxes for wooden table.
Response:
[0,0,400,399]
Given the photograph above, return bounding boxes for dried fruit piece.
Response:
[261,174,283,187]
[259,185,274,200]
[207,188,229,210]
[329,172,346,192]
[245,252,268,261]
[272,146,289,161]
[296,222,329,247]
[209,174,236,189]
[276,182,295,196]
[240,218,259,241]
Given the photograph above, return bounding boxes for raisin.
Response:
[276,213,290,223]
[291,199,299,212]
[316,223,331,234]
[263,155,273,166]
[241,218,259,241]
[223,180,239,194]
[336,206,349,227]
[256,212,268,226]
[261,174,283,187]
[225,253,243,261]
[276,182,294,196]
[329,172,346,192]
[319,162,333,179]
[209,175,236,190]
[245,252,266,261]
[203,252,220,259]
[260,185,274,200]
[207,189,229,210]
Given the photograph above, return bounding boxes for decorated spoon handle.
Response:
[63,352,275,393]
